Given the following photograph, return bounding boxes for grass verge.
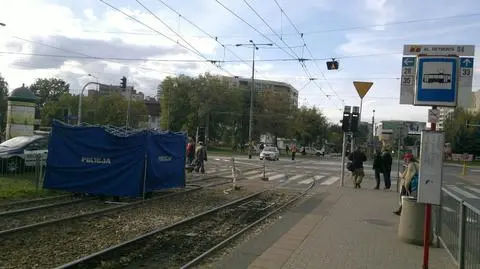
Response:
[0,174,60,201]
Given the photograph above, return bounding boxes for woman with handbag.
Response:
[393,152,419,216]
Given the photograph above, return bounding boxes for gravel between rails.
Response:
[0,195,75,212]
[0,199,119,231]
[106,192,293,269]
[0,187,254,269]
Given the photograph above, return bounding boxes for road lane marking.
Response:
[465,186,480,195]
[298,178,314,184]
[447,185,478,199]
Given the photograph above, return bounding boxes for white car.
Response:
[260,146,280,161]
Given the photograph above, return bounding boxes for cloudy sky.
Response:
[0,0,479,123]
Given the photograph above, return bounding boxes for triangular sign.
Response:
[353,81,373,99]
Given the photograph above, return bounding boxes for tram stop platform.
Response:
[214,178,456,269]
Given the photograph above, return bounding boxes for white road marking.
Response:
[246,172,275,180]
[289,174,307,181]
[214,158,221,161]
[465,186,480,195]
[320,176,339,185]
[447,185,479,199]
[298,178,314,185]
[243,170,261,176]
[442,206,456,213]
[268,174,286,181]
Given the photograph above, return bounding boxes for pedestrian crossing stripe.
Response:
[289,174,307,181]
[320,176,339,185]
[243,170,262,176]
[298,178,314,185]
[246,172,276,180]
[269,174,286,181]
[447,185,479,199]
[465,186,480,195]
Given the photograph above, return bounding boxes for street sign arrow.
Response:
[353,81,373,99]
[461,57,474,68]
[404,58,412,66]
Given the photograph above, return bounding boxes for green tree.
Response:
[29,78,70,107]
[0,74,8,139]
[443,108,480,155]
[254,89,292,143]
[291,106,328,146]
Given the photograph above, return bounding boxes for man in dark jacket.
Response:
[348,147,367,188]
[194,141,207,174]
[373,150,383,190]
[382,148,393,190]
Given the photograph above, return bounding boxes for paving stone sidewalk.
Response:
[216,179,456,269]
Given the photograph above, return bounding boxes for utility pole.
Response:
[236,40,272,159]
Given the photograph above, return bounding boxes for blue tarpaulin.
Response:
[146,132,186,191]
[43,121,186,197]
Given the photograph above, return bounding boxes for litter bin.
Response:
[397,196,433,246]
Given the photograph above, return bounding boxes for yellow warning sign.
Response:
[353,81,373,99]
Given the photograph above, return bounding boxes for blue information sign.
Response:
[415,56,458,106]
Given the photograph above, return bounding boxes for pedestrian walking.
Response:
[348,147,367,189]
[285,145,289,155]
[372,150,383,189]
[194,141,207,174]
[393,152,419,216]
[186,138,195,165]
[291,144,297,160]
[382,147,393,190]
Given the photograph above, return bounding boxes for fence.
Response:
[0,154,47,198]
[434,187,480,269]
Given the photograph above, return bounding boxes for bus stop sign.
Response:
[414,56,459,107]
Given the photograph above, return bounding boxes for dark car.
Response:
[0,135,49,173]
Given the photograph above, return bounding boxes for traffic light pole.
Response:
[340,131,347,187]
[78,82,100,126]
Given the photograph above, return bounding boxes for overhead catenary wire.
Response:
[98,0,235,77]
[239,0,339,107]
[78,12,480,38]
[0,51,405,63]
[272,0,345,107]
[153,0,257,74]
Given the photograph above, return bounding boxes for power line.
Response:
[78,12,480,38]
[0,51,405,63]
[272,0,344,107]
[238,0,336,106]
[98,0,235,76]
[153,0,256,73]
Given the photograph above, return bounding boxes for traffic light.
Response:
[326,59,339,70]
[342,106,352,132]
[120,76,127,89]
[350,106,360,132]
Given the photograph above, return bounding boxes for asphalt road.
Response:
[201,155,480,211]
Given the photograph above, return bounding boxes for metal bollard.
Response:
[461,161,468,176]
[261,157,268,181]
[458,202,466,269]
[231,157,237,189]
[35,154,41,191]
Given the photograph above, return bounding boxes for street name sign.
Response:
[415,56,458,106]
[353,81,373,99]
[403,45,475,56]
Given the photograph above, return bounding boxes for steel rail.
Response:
[54,190,267,269]
[0,179,234,236]
[179,178,317,268]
